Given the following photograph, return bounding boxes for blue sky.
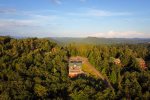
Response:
[0,0,150,38]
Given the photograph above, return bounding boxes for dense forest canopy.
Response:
[0,36,150,99]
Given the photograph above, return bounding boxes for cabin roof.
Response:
[136,58,145,62]
[69,56,83,61]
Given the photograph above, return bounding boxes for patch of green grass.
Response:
[82,64,98,78]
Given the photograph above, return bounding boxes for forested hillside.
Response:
[0,36,150,99]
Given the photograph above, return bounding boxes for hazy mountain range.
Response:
[51,37,150,45]
[10,36,150,45]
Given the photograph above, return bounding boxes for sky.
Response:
[0,0,150,38]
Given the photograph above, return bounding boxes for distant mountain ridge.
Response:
[9,36,150,45]
[51,37,150,44]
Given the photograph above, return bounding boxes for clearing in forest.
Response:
[69,56,113,89]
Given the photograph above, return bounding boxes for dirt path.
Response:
[82,58,105,79]
[83,58,113,89]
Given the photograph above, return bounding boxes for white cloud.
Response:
[0,8,16,14]
[87,9,131,16]
[89,31,150,38]
[68,8,131,17]
[50,0,62,5]
[0,14,60,33]
[0,8,60,28]
[0,19,39,29]
[80,0,87,2]
[29,14,58,21]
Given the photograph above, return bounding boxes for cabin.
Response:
[114,58,121,65]
[69,57,83,78]
[136,58,147,69]
[110,57,121,65]
[51,47,57,52]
